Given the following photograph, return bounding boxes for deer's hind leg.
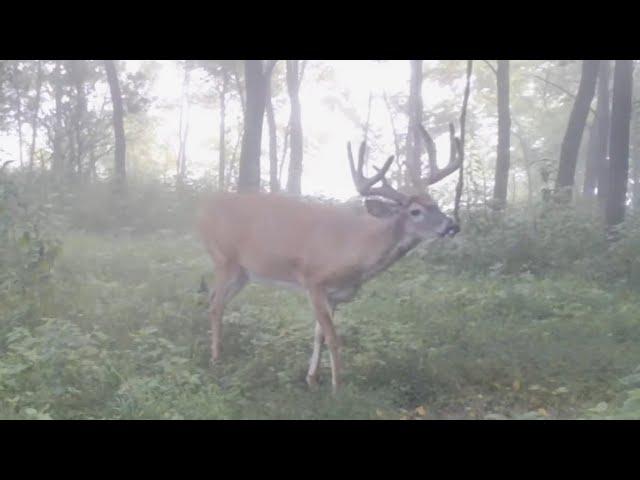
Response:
[308,287,341,393]
[209,261,247,363]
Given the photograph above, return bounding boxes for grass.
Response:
[3,227,640,419]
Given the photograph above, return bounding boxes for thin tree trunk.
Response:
[633,147,640,209]
[28,60,43,173]
[583,61,611,200]
[218,71,228,192]
[15,87,24,168]
[555,60,600,197]
[605,60,634,227]
[286,60,303,195]
[69,61,87,180]
[596,61,612,205]
[228,127,243,190]
[514,129,534,206]
[104,60,127,194]
[406,60,423,188]
[237,60,268,193]
[493,60,511,208]
[52,61,64,178]
[279,127,289,184]
[265,76,279,193]
[177,62,191,186]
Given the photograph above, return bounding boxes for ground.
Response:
[3,227,639,420]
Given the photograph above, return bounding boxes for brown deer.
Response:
[198,123,461,393]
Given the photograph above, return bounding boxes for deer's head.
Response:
[348,123,461,240]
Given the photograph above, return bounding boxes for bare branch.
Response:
[532,74,597,117]
[482,60,498,76]
[454,60,473,223]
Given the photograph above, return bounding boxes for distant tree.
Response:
[405,60,423,188]
[27,60,43,173]
[285,60,304,195]
[265,63,280,193]
[104,60,126,193]
[555,60,599,197]
[493,60,511,208]
[237,60,274,193]
[583,60,611,200]
[606,60,634,227]
[176,61,191,187]
[217,69,229,192]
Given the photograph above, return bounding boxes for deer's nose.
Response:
[438,217,459,237]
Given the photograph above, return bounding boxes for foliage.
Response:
[2,177,640,419]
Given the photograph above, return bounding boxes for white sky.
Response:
[144,60,456,200]
[0,60,460,201]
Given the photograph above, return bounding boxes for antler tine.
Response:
[417,122,463,186]
[347,142,407,204]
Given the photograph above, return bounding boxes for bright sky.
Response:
[144,60,455,200]
[0,60,459,201]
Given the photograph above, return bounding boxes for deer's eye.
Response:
[410,209,422,216]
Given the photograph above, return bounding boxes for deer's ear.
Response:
[364,199,400,218]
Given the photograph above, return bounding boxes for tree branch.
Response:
[454,60,473,224]
[532,74,597,117]
[482,60,497,76]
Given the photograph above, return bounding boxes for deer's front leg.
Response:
[209,264,247,363]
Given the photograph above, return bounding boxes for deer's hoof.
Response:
[306,375,320,390]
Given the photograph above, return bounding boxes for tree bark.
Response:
[493,60,511,207]
[218,70,228,192]
[104,60,126,193]
[69,61,87,179]
[28,60,43,173]
[605,60,634,227]
[237,60,268,193]
[583,61,611,199]
[265,75,279,193]
[52,61,64,178]
[15,85,24,168]
[555,60,599,197]
[176,61,191,186]
[286,60,303,195]
[406,60,423,188]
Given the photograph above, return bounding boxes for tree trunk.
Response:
[237,60,268,193]
[104,60,127,193]
[633,109,640,208]
[176,61,191,186]
[218,70,228,192]
[605,60,634,227]
[493,60,511,207]
[596,61,612,205]
[633,146,640,209]
[406,60,423,188]
[15,86,24,169]
[69,61,87,180]
[555,60,600,197]
[52,61,64,178]
[286,60,303,195]
[265,76,279,193]
[28,60,43,173]
[583,61,611,200]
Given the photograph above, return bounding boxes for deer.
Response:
[197,123,462,393]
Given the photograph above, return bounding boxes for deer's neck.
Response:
[360,216,421,283]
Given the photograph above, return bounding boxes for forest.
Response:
[1,59,640,420]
